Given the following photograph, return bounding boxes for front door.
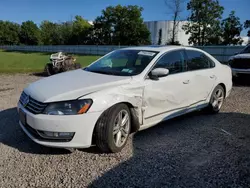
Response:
[143,49,195,121]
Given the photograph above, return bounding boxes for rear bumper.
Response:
[17,102,102,148]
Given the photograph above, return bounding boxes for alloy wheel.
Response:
[113,110,130,148]
[212,88,224,111]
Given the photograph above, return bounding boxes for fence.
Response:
[0,45,246,62]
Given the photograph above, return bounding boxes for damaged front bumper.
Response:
[17,102,102,148]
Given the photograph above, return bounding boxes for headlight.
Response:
[43,99,92,115]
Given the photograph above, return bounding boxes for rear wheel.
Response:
[95,104,131,153]
[44,63,55,76]
[74,63,81,69]
[206,85,225,113]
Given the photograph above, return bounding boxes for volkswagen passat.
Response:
[17,46,232,153]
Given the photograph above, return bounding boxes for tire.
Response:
[95,104,131,153]
[206,85,225,114]
[74,63,81,69]
[62,64,73,72]
[44,63,55,76]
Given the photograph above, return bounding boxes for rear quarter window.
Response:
[186,50,215,71]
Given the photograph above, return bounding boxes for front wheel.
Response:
[206,85,225,113]
[95,104,131,153]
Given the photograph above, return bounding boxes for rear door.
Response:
[185,49,217,101]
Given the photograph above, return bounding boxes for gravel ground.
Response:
[1,74,250,188]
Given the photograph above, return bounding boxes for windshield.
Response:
[84,50,158,76]
[240,44,250,54]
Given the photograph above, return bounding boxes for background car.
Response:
[229,44,250,77]
[17,46,232,153]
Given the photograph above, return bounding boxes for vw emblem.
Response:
[23,95,30,107]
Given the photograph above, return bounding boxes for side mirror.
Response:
[149,68,169,80]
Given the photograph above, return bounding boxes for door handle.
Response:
[183,80,190,84]
[210,75,215,79]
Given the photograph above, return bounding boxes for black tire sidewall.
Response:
[44,63,54,76]
[75,63,81,69]
[97,104,131,153]
[108,104,131,153]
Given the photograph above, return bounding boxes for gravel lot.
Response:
[1,74,250,188]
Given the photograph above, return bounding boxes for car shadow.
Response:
[233,74,250,87]
[0,107,71,155]
[31,72,48,77]
[89,111,250,187]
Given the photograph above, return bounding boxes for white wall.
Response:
[144,20,190,45]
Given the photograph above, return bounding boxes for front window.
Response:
[84,50,158,76]
[154,50,187,75]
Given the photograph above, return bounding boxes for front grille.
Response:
[230,58,250,69]
[19,92,47,114]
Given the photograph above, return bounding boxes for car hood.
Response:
[229,54,250,60]
[24,69,132,103]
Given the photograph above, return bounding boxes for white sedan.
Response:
[17,46,232,153]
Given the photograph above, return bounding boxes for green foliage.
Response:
[244,20,250,37]
[0,21,20,45]
[221,11,243,45]
[70,16,92,44]
[182,0,224,45]
[93,5,151,45]
[40,21,61,45]
[39,16,92,45]
[0,6,151,46]
[19,21,41,45]
[59,21,73,45]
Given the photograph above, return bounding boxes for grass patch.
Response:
[0,51,101,73]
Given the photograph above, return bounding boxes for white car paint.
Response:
[17,46,232,148]
[25,69,132,103]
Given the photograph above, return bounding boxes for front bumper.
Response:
[231,68,250,76]
[17,102,102,148]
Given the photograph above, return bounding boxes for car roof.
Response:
[121,45,200,53]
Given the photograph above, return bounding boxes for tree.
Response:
[70,15,92,44]
[244,20,250,37]
[221,11,243,45]
[165,0,185,44]
[182,0,224,46]
[19,21,41,45]
[158,29,162,45]
[0,21,20,45]
[93,5,151,45]
[58,21,73,45]
[40,21,62,45]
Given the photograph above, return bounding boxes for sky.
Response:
[0,0,249,36]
